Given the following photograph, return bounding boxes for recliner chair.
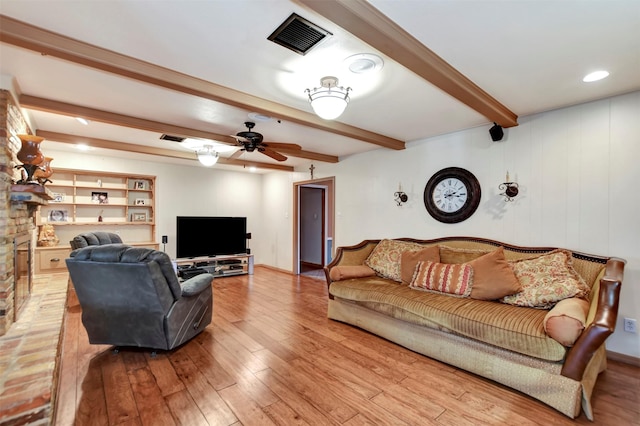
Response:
[66,244,213,351]
[70,231,123,249]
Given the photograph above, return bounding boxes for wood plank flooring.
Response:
[55,267,640,426]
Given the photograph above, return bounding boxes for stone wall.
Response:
[0,89,35,335]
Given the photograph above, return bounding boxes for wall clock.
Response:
[423,167,481,223]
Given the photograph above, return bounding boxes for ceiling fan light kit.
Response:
[197,146,219,166]
[306,76,351,120]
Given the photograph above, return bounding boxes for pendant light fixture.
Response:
[197,146,219,166]
[305,76,351,120]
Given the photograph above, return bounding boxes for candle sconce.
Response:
[394,183,408,206]
[499,172,519,202]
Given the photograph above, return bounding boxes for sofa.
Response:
[324,237,625,420]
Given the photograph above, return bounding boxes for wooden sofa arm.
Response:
[561,258,625,381]
[324,240,379,297]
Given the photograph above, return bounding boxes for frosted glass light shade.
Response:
[306,76,351,120]
[197,146,219,166]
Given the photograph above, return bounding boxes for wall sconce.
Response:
[499,171,519,202]
[394,183,408,206]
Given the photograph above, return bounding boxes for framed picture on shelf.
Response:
[134,198,147,206]
[131,212,147,222]
[91,192,109,204]
[48,209,68,222]
[133,180,147,190]
[51,193,65,203]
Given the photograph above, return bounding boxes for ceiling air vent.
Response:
[159,134,185,142]
[268,13,332,55]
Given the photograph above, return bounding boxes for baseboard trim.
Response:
[607,350,640,367]
[256,264,292,274]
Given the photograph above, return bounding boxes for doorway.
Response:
[293,177,335,277]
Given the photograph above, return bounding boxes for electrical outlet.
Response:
[623,318,637,333]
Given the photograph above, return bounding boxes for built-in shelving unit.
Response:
[35,168,158,273]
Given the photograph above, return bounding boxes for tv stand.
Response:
[174,253,254,278]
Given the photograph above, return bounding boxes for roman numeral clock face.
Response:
[423,167,481,223]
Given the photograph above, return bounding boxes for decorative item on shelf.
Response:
[37,224,59,247]
[133,180,146,190]
[305,76,351,120]
[394,183,408,206]
[51,192,65,203]
[15,134,45,184]
[48,209,68,222]
[132,212,147,222]
[92,192,109,204]
[98,210,103,222]
[33,156,54,185]
[499,171,519,202]
[135,198,147,206]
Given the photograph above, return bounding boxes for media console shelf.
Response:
[174,253,254,278]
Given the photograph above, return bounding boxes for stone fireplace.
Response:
[0,88,44,335]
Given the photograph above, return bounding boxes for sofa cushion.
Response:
[439,245,491,264]
[501,250,590,309]
[544,297,590,346]
[400,246,440,284]
[329,277,566,361]
[330,265,377,281]
[467,247,522,300]
[365,239,424,282]
[409,261,473,297]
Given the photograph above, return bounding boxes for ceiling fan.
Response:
[229,122,301,162]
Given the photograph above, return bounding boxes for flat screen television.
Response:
[176,216,247,258]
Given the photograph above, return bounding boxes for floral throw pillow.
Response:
[365,239,424,282]
[501,249,590,309]
[409,260,473,297]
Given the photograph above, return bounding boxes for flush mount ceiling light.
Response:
[305,76,351,120]
[196,146,219,166]
[344,53,384,74]
[75,117,89,125]
[583,70,609,82]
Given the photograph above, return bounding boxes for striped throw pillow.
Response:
[409,260,473,297]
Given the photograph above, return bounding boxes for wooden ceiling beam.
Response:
[298,0,518,128]
[1,14,405,150]
[20,95,337,163]
[36,130,295,172]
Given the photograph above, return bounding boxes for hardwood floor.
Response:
[55,267,639,426]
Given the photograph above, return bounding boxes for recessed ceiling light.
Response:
[344,53,384,74]
[248,112,272,122]
[583,70,609,83]
[75,117,89,125]
[75,144,92,151]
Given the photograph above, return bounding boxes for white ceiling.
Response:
[1,0,639,173]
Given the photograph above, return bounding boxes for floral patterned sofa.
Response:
[324,237,625,420]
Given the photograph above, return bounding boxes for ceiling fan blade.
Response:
[263,142,302,150]
[261,148,288,162]
[228,149,244,160]
[230,134,249,143]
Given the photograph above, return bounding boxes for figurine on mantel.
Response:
[37,224,59,247]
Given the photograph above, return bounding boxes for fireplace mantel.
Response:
[10,184,53,205]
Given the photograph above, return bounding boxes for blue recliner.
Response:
[66,244,213,351]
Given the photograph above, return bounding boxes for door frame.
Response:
[293,177,335,275]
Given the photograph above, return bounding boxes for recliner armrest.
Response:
[181,273,214,297]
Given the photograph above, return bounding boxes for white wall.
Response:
[262,91,640,358]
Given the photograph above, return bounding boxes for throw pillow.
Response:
[409,260,473,297]
[501,249,590,309]
[467,247,522,300]
[400,246,440,284]
[439,245,491,264]
[365,239,425,282]
[543,297,590,346]
[329,265,377,281]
